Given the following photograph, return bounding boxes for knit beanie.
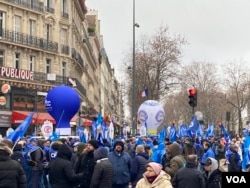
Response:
[114,141,124,151]
[146,162,162,175]
[94,147,108,160]
[88,139,99,149]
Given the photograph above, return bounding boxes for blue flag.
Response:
[169,125,177,142]
[77,126,86,143]
[206,123,214,137]
[196,123,203,138]
[49,132,60,142]
[220,124,228,138]
[7,112,34,143]
[187,116,198,137]
[158,127,166,143]
[178,124,188,137]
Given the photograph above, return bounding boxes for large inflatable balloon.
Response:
[137,100,165,135]
[45,85,80,135]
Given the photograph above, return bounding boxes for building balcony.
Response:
[71,48,84,69]
[61,44,69,55]
[0,28,58,53]
[61,12,69,19]
[45,6,54,14]
[8,0,44,13]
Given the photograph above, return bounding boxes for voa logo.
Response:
[226,176,246,184]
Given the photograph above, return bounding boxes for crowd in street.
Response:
[0,133,249,188]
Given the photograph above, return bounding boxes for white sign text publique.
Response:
[0,67,33,80]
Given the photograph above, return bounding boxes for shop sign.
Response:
[0,67,33,80]
[1,84,11,94]
[0,96,6,105]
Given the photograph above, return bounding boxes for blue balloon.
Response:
[45,85,80,129]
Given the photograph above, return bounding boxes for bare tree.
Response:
[124,25,187,118]
[221,60,250,134]
[179,61,225,124]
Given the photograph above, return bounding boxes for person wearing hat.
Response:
[74,139,98,188]
[90,147,113,188]
[182,137,196,161]
[200,139,215,171]
[0,141,27,188]
[172,154,206,188]
[108,140,131,188]
[136,162,172,188]
[203,157,221,188]
[49,144,84,188]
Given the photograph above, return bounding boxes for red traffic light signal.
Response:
[189,89,197,96]
[188,89,197,107]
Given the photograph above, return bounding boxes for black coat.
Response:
[74,151,96,188]
[49,144,83,188]
[172,162,206,188]
[90,158,113,188]
[203,169,222,188]
[0,150,27,188]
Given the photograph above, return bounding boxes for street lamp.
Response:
[132,0,139,136]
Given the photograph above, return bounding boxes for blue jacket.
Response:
[108,150,131,185]
[201,148,215,164]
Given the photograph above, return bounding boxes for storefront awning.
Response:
[12,111,56,124]
[71,115,93,127]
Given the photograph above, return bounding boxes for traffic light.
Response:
[188,89,197,107]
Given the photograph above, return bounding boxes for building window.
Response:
[61,29,67,45]
[62,62,66,77]
[29,56,35,71]
[0,11,6,37]
[0,50,4,67]
[45,24,52,41]
[14,53,20,69]
[61,0,68,18]
[46,59,51,73]
[45,0,54,13]
[14,15,21,42]
[29,19,36,36]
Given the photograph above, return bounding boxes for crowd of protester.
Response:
[0,132,250,188]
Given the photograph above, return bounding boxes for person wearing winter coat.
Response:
[48,144,83,188]
[74,139,99,188]
[130,145,151,188]
[172,154,206,188]
[136,162,172,188]
[0,141,27,188]
[226,144,242,172]
[108,141,131,188]
[164,142,186,178]
[203,157,222,188]
[90,147,113,188]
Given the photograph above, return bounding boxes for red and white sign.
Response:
[41,120,53,137]
[0,67,33,80]
[0,96,6,105]
[1,84,11,93]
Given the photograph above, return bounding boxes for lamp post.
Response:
[132,0,139,136]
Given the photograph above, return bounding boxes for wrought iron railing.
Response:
[0,28,58,53]
[71,48,84,69]
[61,12,69,19]
[45,6,54,14]
[61,44,69,55]
[8,0,44,12]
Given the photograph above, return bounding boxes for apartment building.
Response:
[0,0,103,136]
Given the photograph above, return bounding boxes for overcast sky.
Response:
[87,0,250,72]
